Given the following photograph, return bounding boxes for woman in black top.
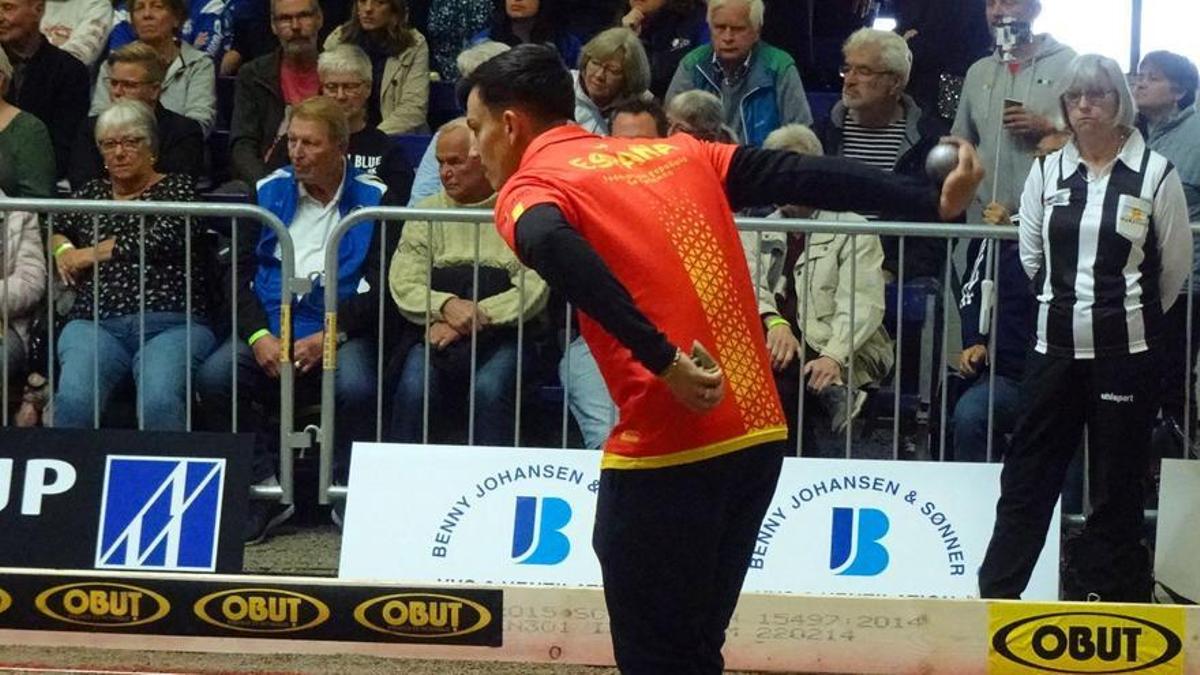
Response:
[49,100,214,431]
[621,0,708,99]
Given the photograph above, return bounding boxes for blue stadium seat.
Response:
[391,133,433,169]
[427,81,461,130]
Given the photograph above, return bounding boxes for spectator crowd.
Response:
[1,0,1199,600]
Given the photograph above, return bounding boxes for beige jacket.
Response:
[0,205,47,347]
[325,27,430,135]
[389,190,548,328]
[741,209,893,387]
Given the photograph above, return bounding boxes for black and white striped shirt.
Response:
[841,117,908,173]
[1019,130,1192,358]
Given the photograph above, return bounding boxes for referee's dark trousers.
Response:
[978,350,1157,600]
[593,441,784,675]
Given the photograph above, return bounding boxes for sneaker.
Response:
[243,500,295,546]
[818,385,867,434]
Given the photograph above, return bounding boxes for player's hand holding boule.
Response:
[936,137,985,221]
[660,347,724,412]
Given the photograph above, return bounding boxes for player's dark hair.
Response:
[610,97,669,137]
[457,43,576,124]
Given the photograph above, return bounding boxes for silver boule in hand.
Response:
[925,142,960,184]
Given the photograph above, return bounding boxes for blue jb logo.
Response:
[829,507,890,576]
[95,457,225,572]
[511,496,571,565]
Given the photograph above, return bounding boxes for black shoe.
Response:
[817,385,867,434]
[243,500,295,546]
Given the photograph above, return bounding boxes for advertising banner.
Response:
[340,445,1060,599]
[1154,458,1200,603]
[0,428,250,573]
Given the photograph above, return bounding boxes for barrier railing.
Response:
[0,199,303,504]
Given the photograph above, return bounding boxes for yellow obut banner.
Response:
[988,602,1186,674]
[35,582,171,628]
[193,587,331,634]
[353,592,493,639]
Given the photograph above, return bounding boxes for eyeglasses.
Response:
[585,60,624,79]
[97,136,149,153]
[108,77,156,90]
[839,64,893,79]
[1062,88,1116,106]
[321,81,367,94]
[273,9,317,25]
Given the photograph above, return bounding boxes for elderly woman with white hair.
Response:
[664,88,736,142]
[48,100,214,431]
[739,124,892,454]
[979,54,1193,603]
[573,27,652,135]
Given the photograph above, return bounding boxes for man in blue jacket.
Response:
[664,0,811,147]
[198,96,386,544]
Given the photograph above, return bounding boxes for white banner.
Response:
[1154,458,1200,603]
[340,444,1059,600]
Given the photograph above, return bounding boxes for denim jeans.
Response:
[951,373,1022,462]
[54,312,216,430]
[196,335,377,483]
[391,341,517,446]
[559,336,617,449]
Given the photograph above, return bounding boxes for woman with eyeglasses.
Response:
[48,100,215,431]
[573,27,652,136]
[978,54,1192,603]
[325,0,430,134]
[94,0,217,136]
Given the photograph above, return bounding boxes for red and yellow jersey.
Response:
[496,125,787,470]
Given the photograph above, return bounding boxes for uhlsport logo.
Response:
[829,507,890,576]
[0,587,10,615]
[35,582,170,627]
[511,496,571,565]
[354,593,493,638]
[989,604,1185,673]
[96,456,226,571]
[193,588,330,634]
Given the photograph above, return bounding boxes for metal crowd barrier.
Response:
[315,208,1200,519]
[0,199,303,505]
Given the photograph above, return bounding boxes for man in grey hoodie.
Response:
[951,0,1075,222]
[1134,50,1200,438]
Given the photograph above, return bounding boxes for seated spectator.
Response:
[574,27,651,135]
[324,0,430,134]
[266,44,414,203]
[1135,51,1200,441]
[621,0,708,99]
[424,0,491,81]
[952,231,1035,462]
[665,0,812,147]
[814,27,948,280]
[197,96,385,542]
[0,0,90,180]
[70,42,205,190]
[93,0,217,136]
[408,39,507,205]
[740,124,893,454]
[664,88,735,142]
[0,46,53,197]
[49,100,214,430]
[0,186,46,379]
[110,0,235,65]
[471,0,581,68]
[229,0,323,186]
[609,96,667,138]
[40,0,112,67]
[389,117,548,446]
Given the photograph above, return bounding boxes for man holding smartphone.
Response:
[952,0,1076,223]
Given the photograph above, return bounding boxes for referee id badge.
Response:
[1044,188,1071,208]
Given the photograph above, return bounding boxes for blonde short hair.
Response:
[579,27,651,96]
[289,96,350,148]
[107,41,167,84]
[763,124,822,156]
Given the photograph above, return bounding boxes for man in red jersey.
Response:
[461,44,983,674]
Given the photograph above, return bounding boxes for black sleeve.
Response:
[514,204,677,374]
[337,220,388,338]
[725,147,942,223]
[67,121,103,192]
[159,118,206,182]
[53,56,92,180]
[233,219,271,342]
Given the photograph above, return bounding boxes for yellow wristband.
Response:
[765,316,791,331]
[247,328,271,347]
[53,242,75,258]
